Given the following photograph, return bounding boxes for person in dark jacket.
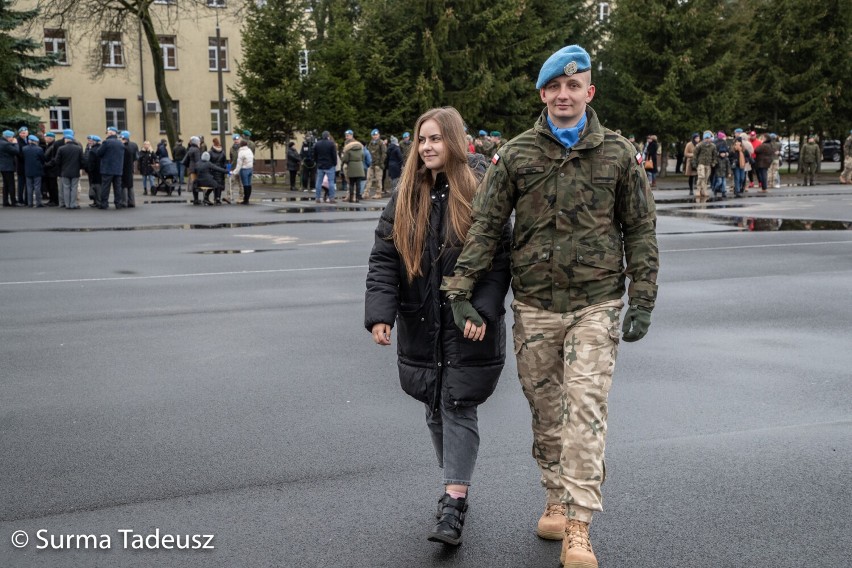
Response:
[49,129,84,209]
[312,131,338,203]
[15,126,30,205]
[386,135,403,192]
[193,151,229,205]
[208,138,228,202]
[84,136,102,207]
[643,134,659,187]
[182,136,202,193]
[365,107,511,547]
[1,130,21,206]
[139,141,156,195]
[286,142,301,191]
[41,131,62,205]
[754,133,775,191]
[172,139,187,189]
[22,135,46,207]
[120,131,139,207]
[156,139,169,160]
[95,127,126,209]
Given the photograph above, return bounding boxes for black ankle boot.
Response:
[428,494,467,546]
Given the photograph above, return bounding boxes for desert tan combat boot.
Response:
[536,502,567,540]
[560,519,597,568]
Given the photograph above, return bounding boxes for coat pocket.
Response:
[397,360,432,404]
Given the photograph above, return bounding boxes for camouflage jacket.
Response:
[441,107,659,313]
[693,140,718,167]
[800,142,820,164]
[366,139,386,166]
[844,135,852,156]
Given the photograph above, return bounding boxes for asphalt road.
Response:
[1,186,851,568]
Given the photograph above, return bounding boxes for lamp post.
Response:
[215,8,226,158]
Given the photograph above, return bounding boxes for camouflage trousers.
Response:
[768,160,780,188]
[512,298,623,523]
[801,162,817,185]
[696,164,712,196]
[365,165,384,196]
[840,157,852,184]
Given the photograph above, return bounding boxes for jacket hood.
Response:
[343,140,363,152]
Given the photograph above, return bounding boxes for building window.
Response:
[598,2,610,22]
[159,101,181,134]
[208,37,228,71]
[159,36,177,69]
[210,101,229,134]
[101,32,124,67]
[105,99,127,131]
[44,29,68,64]
[49,98,72,131]
[207,0,226,7]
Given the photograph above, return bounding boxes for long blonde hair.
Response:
[392,106,478,281]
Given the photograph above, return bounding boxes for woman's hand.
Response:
[372,323,392,346]
[463,320,486,341]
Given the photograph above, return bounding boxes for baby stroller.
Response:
[151,157,180,196]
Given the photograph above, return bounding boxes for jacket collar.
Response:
[533,106,605,159]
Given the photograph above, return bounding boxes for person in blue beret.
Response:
[1,129,22,206]
[441,44,658,568]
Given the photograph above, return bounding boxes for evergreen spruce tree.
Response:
[595,0,738,143]
[0,0,56,130]
[303,0,365,136]
[231,0,306,151]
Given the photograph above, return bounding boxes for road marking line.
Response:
[664,240,852,253]
[0,265,369,286]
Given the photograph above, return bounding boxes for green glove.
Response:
[622,305,652,342]
[449,297,483,332]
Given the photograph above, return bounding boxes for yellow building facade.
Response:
[21,0,270,159]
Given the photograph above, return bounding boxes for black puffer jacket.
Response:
[365,170,512,411]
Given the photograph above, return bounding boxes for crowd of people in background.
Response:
[4,123,850,210]
[292,127,505,204]
[0,126,264,209]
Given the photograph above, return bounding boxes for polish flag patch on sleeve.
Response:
[635,152,643,164]
[492,153,500,165]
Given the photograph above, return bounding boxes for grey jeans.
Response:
[61,177,79,208]
[425,399,480,486]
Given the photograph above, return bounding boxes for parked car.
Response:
[822,140,841,162]
[781,141,799,162]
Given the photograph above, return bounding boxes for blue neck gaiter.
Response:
[547,113,587,149]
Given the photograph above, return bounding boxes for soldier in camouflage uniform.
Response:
[692,131,718,198]
[441,45,658,568]
[840,130,852,185]
[400,131,413,164]
[475,130,495,158]
[365,129,386,198]
[799,136,820,186]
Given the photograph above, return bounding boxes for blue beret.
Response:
[536,45,591,89]
[63,129,74,138]
[703,131,713,140]
[371,129,379,135]
[478,130,487,136]
[120,130,130,139]
[18,126,29,133]
[107,126,118,133]
[92,135,102,142]
[232,134,240,140]
[345,129,353,135]
[45,132,55,138]
[402,132,410,138]
[28,135,39,142]
[2,130,13,138]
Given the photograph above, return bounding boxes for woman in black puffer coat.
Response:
[365,107,511,547]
